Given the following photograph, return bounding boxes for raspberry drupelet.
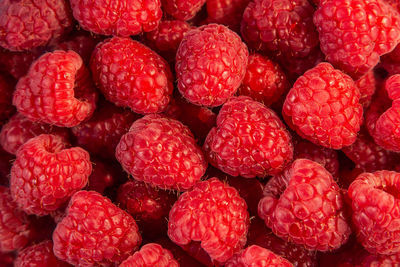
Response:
[119,243,179,267]
[161,0,206,21]
[206,0,250,32]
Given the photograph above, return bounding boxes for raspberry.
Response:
[10,134,91,216]
[91,37,173,114]
[314,0,400,79]
[70,0,162,37]
[116,180,176,237]
[361,253,400,266]
[380,44,400,76]
[206,0,250,32]
[0,0,72,51]
[238,54,290,107]
[86,158,118,194]
[116,114,207,191]
[161,0,206,21]
[71,99,140,159]
[0,48,42,79]
[53,190,142,266]
[241,0,319,60]
[204,96,293,178]
[356,70,376,108]
[13,50,98,128]
[144,20,192,63]
[176,24,248,107]
[225,245,293,267]
[0,73,15,125]
[283,62,363,149]
[258,159,351,251]
[348,170,400,255]
[0,186,34,252]
[0,113,70,155]
[14,240,69,267]
[168,178,249,263]
[179,241,215,266]
[120,243,179,267]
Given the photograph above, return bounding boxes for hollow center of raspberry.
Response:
[381,184,400,199]
[44,141,64,154]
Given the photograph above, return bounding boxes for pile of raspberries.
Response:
[3,0,400,266]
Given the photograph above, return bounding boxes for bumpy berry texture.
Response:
[356,70,376,108]
[283,62,363,149]
[10,134,91,216]
[53,190,142,266]
[204,96,293,178]
[206,0,250,31]
[14,240,70,267]
[13,50,97,128]
[225,245,293,267]
[71,100,139,159]
[162,0,206,20]
[168,178,249,263]
[314,0,400,79]
[0,186,34,252]
[144,20,192,63]
[91,37,173,114]
[176,24,248,107]
[70,0,162,37]
[0,73,15,125]
[120,243,179,267]
[238,54,290,107]
[116,114,207,190]
[0,48,42,79]
[258,159,351,251]
[348,170,400,255]
[0,113,70,155]
[0,0,72,51]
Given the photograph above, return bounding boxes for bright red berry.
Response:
[120,243,179,267]
[53,190,142,266]
[204,96,293,178]
[356,71,377,108]
[176,24,248,107]
[161,0,206,20]
[168,178,249,264]
[258,159,351,251]
[10,134,91,216]
[0,73,15,125]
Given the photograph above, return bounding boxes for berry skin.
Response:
[313,0,400,79]
[116,114,207,191]
[204,96,293,178]
[53,190,142,266]
[0,186,34,252]
[13,50,98,128]
[168,178,249,264]
[71,100,140,159]
[348,170,400,255]
[14,240,70,267]
[225,245,293,267]
[283,62,363,149]
[356,70,376,108]
[0,73,15,125]
[91,37,173,114]
[0,0,72,51]
[176,24,248,107]
[70,0,162,37]
[161,0,206,21]
[0,113,70,155]
[10,134,91,216]
[206,0,250,32]
[119,243,179,267]
[258,159,351,251]
[238,54,290,107]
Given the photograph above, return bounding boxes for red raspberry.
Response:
[116,114,207,191]
[314,0,400,79]
[258,159,351,251]
[91,37,173,114]
[176,24,248,107]
[204,96,293,178]
[116,180,177,237]
[70,0,162,37]
[225,245,293,267]
[120,243,179,267]
[361,253,400,266]
[168,178,249,264]
[238,54,290,107]
[161,0,206,21]
[53,190,142,266]
[0,0,72,51]
[356,70,376,108]
[10,134,91,216]
[283,62,363,149]
[13,50,98,128]
[241,0,319,60]
[0,73,15,125]
[348,170,400,255]
[71,100,140,159]
[14,240,69,267]
[0,48,42,79]
[0,113,70,155]
[86,159,119,194]
[0,186,34,252]
[144,20,192,63]
[206,0,250,32]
